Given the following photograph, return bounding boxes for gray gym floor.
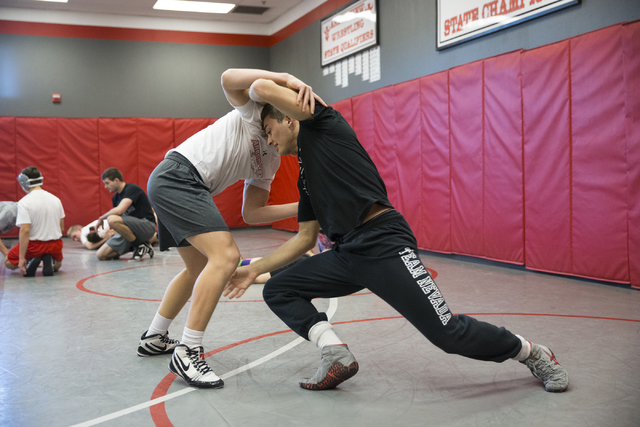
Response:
[1,227,639,427]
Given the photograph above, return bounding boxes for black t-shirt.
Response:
[112,183,156,223]
[297,104,391,242]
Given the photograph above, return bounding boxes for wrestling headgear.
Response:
[17,173,43,193]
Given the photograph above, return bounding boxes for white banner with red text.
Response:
[437,0,580,49]
[321,0,378,66]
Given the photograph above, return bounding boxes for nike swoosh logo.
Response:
[176,356,190,372]
[149,343,167,352]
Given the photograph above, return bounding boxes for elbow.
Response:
[249,79,272,103]
[221,69,236,89]
[241,209,262,225]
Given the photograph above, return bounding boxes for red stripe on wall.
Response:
[0,0,354,47]
[0,20,272,46]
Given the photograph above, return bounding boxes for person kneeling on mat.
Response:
[5,167,65,277]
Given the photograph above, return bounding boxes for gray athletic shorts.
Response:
[106,216,156,255]
[148,151,228,251]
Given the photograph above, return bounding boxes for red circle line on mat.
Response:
[75,263,437,302]
[149,312,639,426]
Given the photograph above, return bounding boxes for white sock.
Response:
[148,312,173,336]
[181,327,205,348]
[308,321,343,349]
[513,334,532,361]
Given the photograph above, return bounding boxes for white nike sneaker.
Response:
[169,344,224,389]
[137,330,180,357]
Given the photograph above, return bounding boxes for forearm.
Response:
[0,239,8,257]
[249,79,314,121]
[222,69,290,92]
[98,207,123,222]
[248,229,316,276]
[243,202,298,225]
[84,239,106,250]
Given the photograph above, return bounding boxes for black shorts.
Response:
[148,152,228,251]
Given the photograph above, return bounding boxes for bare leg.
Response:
[156,245,208,320]
[5,259,17,270]
[183,231,240,331]
[107,215,136,242]
[96,243,120,260]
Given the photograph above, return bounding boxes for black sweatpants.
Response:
[263,210,522,363]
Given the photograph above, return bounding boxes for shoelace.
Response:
[528,355,560,380]
[186,347,213,374]
[159,334,177,344]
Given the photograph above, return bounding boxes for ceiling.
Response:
[0,0,326,35]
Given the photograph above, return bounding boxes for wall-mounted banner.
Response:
[437,0,580,50]
[321,0,378,67]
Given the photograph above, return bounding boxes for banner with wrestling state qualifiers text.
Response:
[437,0,580,49]
[321,0,378,66]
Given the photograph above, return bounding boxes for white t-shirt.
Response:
[80,220,110,245]
[169,100,280,196]
[16,189,65,241]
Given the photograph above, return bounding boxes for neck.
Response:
[28,186,42,193]
[116,182,126,193]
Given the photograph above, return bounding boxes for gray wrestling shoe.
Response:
[523,343,569,392]
[299,344,359,390]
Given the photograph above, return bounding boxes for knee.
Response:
[262,276,286,307]
[208,246,240,275]
[106,215,122,229]
[5,259,17,269]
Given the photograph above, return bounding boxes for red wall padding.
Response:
[270,155,301,232]
[570,25,629,284]
[58,119,100,228]
[372,87,400,210]
[0,117,18,237]
[623,21,640,289]
[3,21,639,288]
[483,51,524,264]
[99,118,138,215]
[418,72,451,253]
[393,79,422,233]
[522,41,573,275]
[449,60,484,257]
[0,117,292,239]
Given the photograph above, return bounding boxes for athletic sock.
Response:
[148,312,173,336]
[308,321,343,349]
[181,327,205,348]
[512,334,532,361]
[131,238,143,247]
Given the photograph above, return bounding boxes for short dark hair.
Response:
[101,167,123,182]
[260,104,286,126]
[21,166,43,186]
[86,231,102,244]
